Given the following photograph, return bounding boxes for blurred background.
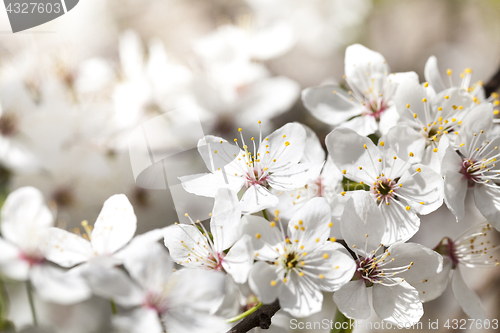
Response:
[0,0,500,332]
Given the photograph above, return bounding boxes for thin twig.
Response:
[226,300,280,333]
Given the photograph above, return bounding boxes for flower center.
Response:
[354,247,414,287]
[276,241,307,277]
[0,113,18,137]
[245,168,269,187]
[285,252,299,269]
[371,176,397,204]
[356,257,380,287]
[19,252,45,267]
[144,291,169,315]
[207,252,226,271]
[363,98,387,121]
[460,159,481,187]
[433,237,460,269]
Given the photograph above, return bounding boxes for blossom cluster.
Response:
[0,0,500,331]
[0,41,499,333]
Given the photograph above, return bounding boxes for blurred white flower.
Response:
[243,197,355,317]
[326,127,443,244]
[112,30,193,137]
[0,187,90,304]
[245,0,372,57]
[193,23,295,65]
[333,192,442,325]
[91,242,229,333]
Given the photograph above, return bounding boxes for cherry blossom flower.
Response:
[164,188,253,283]
[440,115,500,225]
[112,30,193,133]
[326,127,444,244]
[302,44,418,136]
[393,77,494,171]
[0,187,90,304]
[333,192,442,325]
[413,222,500,319]
[180,122,322,214]
[243,197,356,317]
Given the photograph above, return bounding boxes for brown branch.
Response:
[227,300,281,333]
[484,65,500,96]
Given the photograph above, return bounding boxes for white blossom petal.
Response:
[263,122,306,169]
[398,164,444,215]
[180,172,245,198]
[443,170,468,223]
[379,199,420,245]
[240,185,280,214]
[167,269,226,314]
[424,56,446,93]
[372,281,423,325]
[305,242,356,292]
[451,267,487,320]
[278,273,323,317]
[301,85,361,125]
[340,191,385,255]
[338,115,378,137]
[163,224,211,267]
[333,280,371,320]
[1,186,53,248]
[288,197,332,251]
[302,125,326,163]
[242,215,282,261]
[385,124,425,163]
[91,194,137,256]
[30,264,92,305]
[384,242,443,283]
[222,235,253,284]
[43,228,94,268]
[474,185,500,230]
[113,307,163,333]
[240,76,300,120]
[268,162,323,191]
[345,44,388,91]
[411,256,452,302]
[211,188,242,252]
[81,265,145,307]
[248,262,280,304]
[0,238,29,280]
[122,242,174,293]
[326,127,382,184]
